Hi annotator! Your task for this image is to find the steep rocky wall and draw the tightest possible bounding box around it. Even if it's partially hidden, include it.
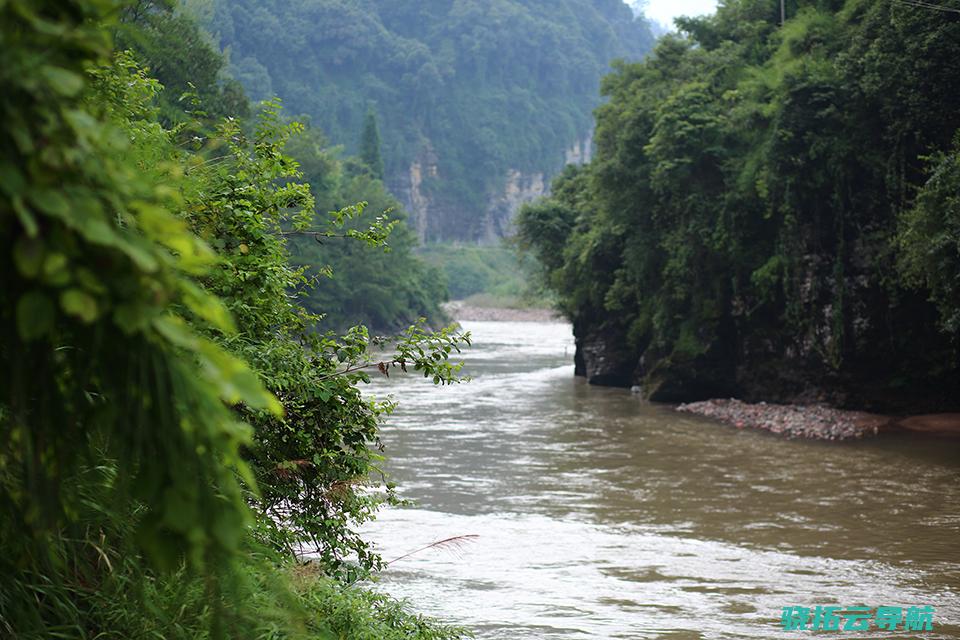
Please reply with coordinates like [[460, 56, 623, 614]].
[[565, 132, 593, 166], [391, 134, 593, 243], [482, 169, 546, 242], [572, 254, 960, 414]]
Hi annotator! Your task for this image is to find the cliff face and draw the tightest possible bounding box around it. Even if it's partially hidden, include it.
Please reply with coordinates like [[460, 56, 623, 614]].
[[393, 134, 592, 243], [564, 132, 593, 166], [393, 143, 439, 243], [572, 249, 960, 414], [483, 170, 546, 242]]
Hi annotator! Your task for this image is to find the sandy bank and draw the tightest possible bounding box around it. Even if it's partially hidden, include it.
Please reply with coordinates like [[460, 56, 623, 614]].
[[895, 413, 960, 437]]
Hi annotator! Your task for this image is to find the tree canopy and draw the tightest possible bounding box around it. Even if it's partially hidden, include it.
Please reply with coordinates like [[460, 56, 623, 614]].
[[519, 0, 960, 410]]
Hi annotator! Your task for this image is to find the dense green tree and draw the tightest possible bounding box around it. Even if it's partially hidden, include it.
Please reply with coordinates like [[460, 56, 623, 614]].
[[520, 0, 960, 410], [359, 108, 385, 181], [898, 137, 960, 335], [122, 1, 449, 331], [280, 121, 448, 332], [118, 0, 249, 123]]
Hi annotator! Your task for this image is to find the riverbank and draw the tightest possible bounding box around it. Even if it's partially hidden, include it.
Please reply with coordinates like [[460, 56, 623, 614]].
[[442, 300, 564, 323], [677, 398, 960, 441]]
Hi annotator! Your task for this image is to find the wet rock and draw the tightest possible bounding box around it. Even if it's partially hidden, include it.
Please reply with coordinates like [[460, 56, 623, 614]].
[[676, 398, 892, 441], [577, 321, 635, 387]]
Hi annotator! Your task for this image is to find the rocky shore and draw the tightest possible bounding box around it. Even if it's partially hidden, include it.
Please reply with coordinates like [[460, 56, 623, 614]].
[[676, 399, 960, 441], [676, 399, 892, 441]]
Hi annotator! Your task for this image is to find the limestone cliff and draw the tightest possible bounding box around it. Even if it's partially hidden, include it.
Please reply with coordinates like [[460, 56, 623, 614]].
[[392, 134, 593, 243], [483, 169, 546, 242], [564, 133, 593, 166]]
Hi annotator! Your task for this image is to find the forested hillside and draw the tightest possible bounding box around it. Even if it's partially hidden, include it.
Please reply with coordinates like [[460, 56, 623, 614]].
[[520, 0, 960, 412], [206, 0, 655, 241]]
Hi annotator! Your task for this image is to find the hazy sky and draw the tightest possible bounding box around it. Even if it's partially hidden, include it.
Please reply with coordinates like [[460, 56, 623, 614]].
[[639, 0, 719, 29]]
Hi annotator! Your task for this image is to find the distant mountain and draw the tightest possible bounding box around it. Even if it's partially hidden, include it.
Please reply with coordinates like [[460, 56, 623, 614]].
[[208, 0, 654, 241]]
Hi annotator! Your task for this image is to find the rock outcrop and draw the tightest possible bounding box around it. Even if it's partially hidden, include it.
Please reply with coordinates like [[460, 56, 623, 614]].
[[390, 134, 591, 243], [571, 261, 960, 414], [483, 169, 546, 242], [573, 319, 635, 387]]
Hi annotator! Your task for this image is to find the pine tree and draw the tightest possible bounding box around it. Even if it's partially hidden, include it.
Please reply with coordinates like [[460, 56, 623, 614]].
[[359, 107, 385, 180]]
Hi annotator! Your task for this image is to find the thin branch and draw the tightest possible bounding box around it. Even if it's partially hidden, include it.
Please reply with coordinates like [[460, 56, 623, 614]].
[[316, 360, 389, 381], [385, 535, 480, 566], [891, 0, 960, 14], [278, 230, 353, 238]]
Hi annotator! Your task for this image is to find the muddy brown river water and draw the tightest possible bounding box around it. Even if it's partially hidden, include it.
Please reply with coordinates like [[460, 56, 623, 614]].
[[362, 320, 960, 639]]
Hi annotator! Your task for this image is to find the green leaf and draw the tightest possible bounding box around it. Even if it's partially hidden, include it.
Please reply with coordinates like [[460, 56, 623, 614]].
[[181, 281, 236, 334], [42, 253, 71, 286], [12, 195, 37, 237], [13, 236, 45, 278], [210, 502, 246, 551], [60, 288, 99, 323], [0, 162, 25, 196], [112, 237, 160, 273], [29, 188, 70, 218], [16, 291, 55, 341], [41, 65, 85, 97], [63, 109, 98, 137], [75, 268, 107, 294], [196, 340, 283, 416], [153, 314, 199, 350], [75, 215, 118, 246]]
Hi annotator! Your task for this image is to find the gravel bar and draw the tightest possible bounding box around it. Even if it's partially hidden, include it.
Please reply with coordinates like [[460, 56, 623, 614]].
[[676, 398, 891, 441]]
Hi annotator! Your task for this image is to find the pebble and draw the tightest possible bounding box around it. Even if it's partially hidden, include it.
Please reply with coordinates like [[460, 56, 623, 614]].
[[676, 398, 887, 441]]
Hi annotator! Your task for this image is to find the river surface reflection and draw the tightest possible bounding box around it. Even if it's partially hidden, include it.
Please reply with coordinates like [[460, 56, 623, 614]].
[[362, 320, 960, 639]]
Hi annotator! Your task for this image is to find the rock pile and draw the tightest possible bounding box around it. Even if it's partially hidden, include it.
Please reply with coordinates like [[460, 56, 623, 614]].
[[676, 398, 891, 441]]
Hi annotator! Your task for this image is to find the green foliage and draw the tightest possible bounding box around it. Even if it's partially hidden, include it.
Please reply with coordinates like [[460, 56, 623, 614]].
[[117, 0, 250, 124], [123, 0, 450, 334], [418, 242, 551, 306], [291, 565, 471, 640], [0, 0, 276, 582], [1, 1, 470, 637], [283, 123, 449, 332], [205, 0, 655, 240], [173, 99, 469, 581], [1, 504, 469, 640], [520, 0, 960, 405], [359, 108, 385, 181], [898, 138, 960, 335]]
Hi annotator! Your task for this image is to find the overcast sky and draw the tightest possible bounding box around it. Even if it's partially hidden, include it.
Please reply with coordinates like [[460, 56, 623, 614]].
[[635, 0, 719, 29]]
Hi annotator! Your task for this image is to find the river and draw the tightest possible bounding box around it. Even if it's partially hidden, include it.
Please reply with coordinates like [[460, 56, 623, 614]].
[[363, 320, 960, 639]]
